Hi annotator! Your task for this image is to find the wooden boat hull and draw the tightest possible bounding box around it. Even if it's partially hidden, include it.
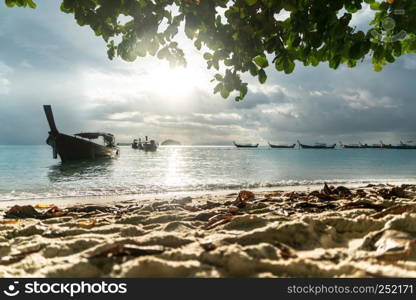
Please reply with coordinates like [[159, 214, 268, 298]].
[[233, 142, 259, 148], [43, 105, 119, 163], [47, 133, 119, 162], [361, 145, 383, 149], [269, 143, 296, 149], [342, 145, 362, 149], [143, 143, 157, 152], [383, 145, 416, 149], [299, 143, 336, 149]]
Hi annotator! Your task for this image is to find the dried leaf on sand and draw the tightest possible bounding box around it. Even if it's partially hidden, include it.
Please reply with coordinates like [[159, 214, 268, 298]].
[[372, 204, 416, 219], [233, 190, 255, 207], [275, 242, 297, 259], [5, 205, 42, 219], [338, 201, 384, 211], [78, 219, 97, 229], [204, 214, 233, 229], [35, 204, 56, 209], [43, 206, 67, 218], [0, 219, 20, 225]]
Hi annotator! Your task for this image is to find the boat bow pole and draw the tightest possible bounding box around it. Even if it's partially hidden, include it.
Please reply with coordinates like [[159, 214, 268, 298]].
[[43, 105, 59, 159]]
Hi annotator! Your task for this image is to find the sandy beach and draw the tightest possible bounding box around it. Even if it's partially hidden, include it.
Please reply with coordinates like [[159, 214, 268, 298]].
[[1, 183, 416, 278]]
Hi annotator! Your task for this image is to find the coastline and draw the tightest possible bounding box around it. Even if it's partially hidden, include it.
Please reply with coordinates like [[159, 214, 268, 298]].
[[2, 179, 416, 208], [1, 182, 416, 277]]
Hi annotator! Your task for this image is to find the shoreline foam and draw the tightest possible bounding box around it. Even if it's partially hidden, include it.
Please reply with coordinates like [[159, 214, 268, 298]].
[[2, 179, 416, 206]]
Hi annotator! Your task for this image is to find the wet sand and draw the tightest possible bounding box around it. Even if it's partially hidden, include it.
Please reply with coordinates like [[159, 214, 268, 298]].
[[1, 183, 416, 277]]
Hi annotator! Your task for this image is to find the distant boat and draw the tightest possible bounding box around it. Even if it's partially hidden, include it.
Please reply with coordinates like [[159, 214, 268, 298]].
[[43, 105, 119, 162], [233, 141, 259, 148], [358, 141, 383, 149], [132, 139, 140, 149], [297, 140, 336, 149], [339, 142, 362, 149], [142, 136, 158, 152], [383, 141, 416, 149], [268, 142, 296, 149], [132, 138, 143, 149]]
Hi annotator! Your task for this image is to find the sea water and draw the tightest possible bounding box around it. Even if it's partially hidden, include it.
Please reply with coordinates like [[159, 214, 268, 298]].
[[1, 145, 416, 201]]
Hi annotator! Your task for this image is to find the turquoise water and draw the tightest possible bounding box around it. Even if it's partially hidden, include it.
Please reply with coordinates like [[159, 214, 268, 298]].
[[1, 145, 416, 200]]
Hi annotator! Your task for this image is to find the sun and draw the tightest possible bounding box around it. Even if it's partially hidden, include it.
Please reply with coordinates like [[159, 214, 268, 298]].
[[142, 65, 201, 99], [82, 57, 212, 106]]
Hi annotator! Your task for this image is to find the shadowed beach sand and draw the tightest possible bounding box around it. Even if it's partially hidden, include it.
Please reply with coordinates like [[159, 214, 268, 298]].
[[1, 183, 416, 277]]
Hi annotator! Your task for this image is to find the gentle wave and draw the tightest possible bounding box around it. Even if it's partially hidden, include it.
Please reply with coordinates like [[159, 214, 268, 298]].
[[2, 178, 415, 201], [2, 145, 416, 202]]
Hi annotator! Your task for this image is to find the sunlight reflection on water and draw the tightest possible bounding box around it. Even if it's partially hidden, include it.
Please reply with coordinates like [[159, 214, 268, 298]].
[[1, 145, 416, 200]]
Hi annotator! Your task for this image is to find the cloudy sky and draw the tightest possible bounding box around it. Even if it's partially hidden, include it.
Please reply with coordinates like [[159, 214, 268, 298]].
[[0, 1, 415, 145]]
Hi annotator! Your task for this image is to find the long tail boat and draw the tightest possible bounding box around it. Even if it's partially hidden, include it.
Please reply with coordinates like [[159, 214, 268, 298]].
[[339, 142, 362, 149], [43, 105, 119, 162], [382, 141, 416, 149], [233, 141, 259, 148], [142, 136, 158, 152], [268, 142, 296, 149], [132, 139, 140, 149], [297, 140, 336, 149], [359, 142, 383, 149]]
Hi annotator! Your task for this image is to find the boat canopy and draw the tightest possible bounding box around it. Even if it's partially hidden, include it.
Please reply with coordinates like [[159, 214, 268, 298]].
[[75, 132, 115, 145]]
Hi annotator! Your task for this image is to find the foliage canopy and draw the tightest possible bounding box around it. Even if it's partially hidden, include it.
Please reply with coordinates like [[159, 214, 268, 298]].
[[5, 0, 416, 100]]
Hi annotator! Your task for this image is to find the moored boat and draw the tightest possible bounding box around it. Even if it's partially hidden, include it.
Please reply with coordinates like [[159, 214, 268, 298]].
[[268, 142, 296, 149], [383, 141, 416, 149], [359, 142, 383, 149], [233, 141, 259, 148], [132, 139, 143, 149], [142, 136, 158, 152], [339, 142, 362, 149], [43, 105, 119, 162], [297, 140, 336, 149], [132, 139, 139, 149]]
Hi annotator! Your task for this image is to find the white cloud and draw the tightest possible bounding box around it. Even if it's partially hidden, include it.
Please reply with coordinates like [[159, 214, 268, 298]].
[[402, 55, 416, 70], [0, 61, 12, 95], [0, 78, 10, 95], [261, 103, 296, 116], [340, 89, 398, 110], [19, 60, 33, 69], [0, 61, 13, 74], [309, 90, 330, 97], [248, 83, 288, 95]]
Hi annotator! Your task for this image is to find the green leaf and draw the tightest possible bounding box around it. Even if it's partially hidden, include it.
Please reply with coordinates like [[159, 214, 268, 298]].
[[385, 52, 395, 63], [349, 42, 362, 60], [370, 2, 380, 10], [374, 64, 383, 72], [282, 58, 295, 74], [253, 55, 269, 68], [5, 0, 15, 7], [203, 53, 213, 60], [220, 86, 230, 98], [27, 0, 36, 8], [258, 69, 267, 84], [246, 0, 257, 6], [214, 83, 223, 94]]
